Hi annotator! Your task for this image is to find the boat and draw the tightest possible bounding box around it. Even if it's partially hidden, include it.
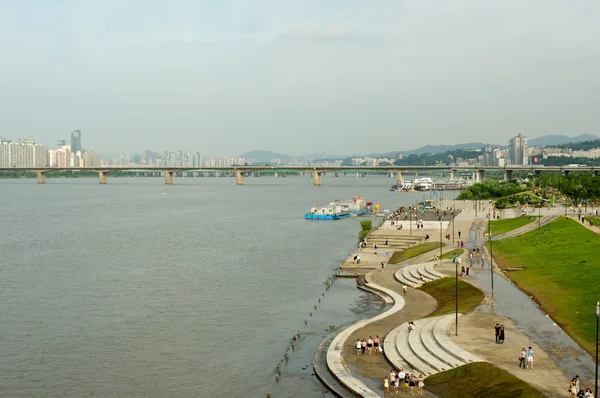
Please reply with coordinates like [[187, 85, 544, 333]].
[[390, 182, 414, 191], [305, 202, 350, 220], [413, 178, 433, 191], [338, 196, 370, 215], [432, 180, 468, 190]]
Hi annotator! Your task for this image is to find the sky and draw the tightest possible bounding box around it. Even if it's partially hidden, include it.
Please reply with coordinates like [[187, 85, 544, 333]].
[[1, 0, 600, 157]]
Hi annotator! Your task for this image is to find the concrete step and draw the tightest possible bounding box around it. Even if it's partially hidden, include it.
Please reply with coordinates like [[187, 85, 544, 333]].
[[424, 263, 447, 279], [395, 269, 419, 288], [420, 317, 464, 368], [432, 315, 483, 364], [409, 266, 425, 283], [402, 267, 421, 286], [408, 319, 451, 372], [415, 263, 436, 281], [396, 325, 437, 376], [383, 326, 415, 375]]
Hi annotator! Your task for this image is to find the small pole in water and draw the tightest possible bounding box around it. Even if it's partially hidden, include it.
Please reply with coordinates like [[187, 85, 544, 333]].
[[310, 312, 312, 317], [297, 330, 300, 338], [322, 293, 325, 297], [314, 305, 317, 310], [318, 298, 321, 303]]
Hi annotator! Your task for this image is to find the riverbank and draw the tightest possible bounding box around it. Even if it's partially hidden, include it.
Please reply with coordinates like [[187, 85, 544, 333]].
[[318, 199, 594, 397]]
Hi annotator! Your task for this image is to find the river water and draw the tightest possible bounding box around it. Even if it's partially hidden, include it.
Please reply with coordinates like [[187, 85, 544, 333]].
[[0, 175, 446, 397]]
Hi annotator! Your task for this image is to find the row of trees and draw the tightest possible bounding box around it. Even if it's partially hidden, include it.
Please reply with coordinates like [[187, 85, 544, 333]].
[[457, 181, 529, 200], [537, 173, 600, 202]]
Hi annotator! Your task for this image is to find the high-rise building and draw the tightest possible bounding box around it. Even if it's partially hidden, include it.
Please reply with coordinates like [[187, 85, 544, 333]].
[[509, 134, 529, 165], [71, 130, 81, 154], [0, 138, 48, 167]]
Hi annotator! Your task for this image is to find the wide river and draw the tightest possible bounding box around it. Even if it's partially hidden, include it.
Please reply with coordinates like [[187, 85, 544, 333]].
[[0, 175, 451, 397]]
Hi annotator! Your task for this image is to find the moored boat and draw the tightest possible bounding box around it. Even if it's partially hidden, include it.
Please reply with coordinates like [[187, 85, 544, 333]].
[[304, 203, 350, 220]]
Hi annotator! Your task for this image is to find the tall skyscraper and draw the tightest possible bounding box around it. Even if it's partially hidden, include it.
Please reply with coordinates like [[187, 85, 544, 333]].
[[71, 130, 81, 154], [509, 134, 529, 165]]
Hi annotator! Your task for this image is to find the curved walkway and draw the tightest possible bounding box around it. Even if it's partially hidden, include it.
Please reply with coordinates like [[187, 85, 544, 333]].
[[325, 271, 406, 397]]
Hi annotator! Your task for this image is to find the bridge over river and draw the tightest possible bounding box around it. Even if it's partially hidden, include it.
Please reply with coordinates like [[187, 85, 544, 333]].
[[1, 165, 598, 185]]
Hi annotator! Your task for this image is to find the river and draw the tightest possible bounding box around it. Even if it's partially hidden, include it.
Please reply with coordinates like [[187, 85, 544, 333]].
[[0, 175, 451, 397]]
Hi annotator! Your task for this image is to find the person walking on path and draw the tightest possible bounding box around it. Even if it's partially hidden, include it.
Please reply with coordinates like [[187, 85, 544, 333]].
[[381, 261, 385, 271], [383, 376, 390, 397], [458, 230, 461, 239], [403, 284, 408, 294], [355, 339, 362, 355], [499, 325, 505, 343], [495, 323, 500, 344], [519, 348, 527, 368], [526, 346, 535, 369]]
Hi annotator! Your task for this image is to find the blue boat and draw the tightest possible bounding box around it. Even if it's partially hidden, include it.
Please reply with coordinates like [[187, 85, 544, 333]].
[[304, 213, 350, 220], [305, 202, 350, 220]]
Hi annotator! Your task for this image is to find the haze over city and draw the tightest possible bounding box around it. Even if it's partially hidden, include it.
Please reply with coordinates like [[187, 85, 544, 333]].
[[2, 1, 600, 156]]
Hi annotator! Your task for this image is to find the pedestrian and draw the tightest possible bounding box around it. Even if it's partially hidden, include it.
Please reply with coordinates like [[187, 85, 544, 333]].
[[494, 323, 500, 344], [458, 230, 461, 239], [452, 253, 457, 263], [466, 266, 470, 277], [356, 255, 361, 264], [374, 335, 380, 355], [385, 238, 389, 245], [403, 284, 408, 295], [519, 347, 526, 368], [367, 336, 373, 356], [361, 339, 366, 355], [526, 346, 535, 369], [383, 376, 390, 397], [381, 261, 385, 271], [461, 241, 464, 249], [417, 374, 425, 395], [499, 325, 505, 343], [570, 378, 577, 397], [584, 387, 593, 397], [356, 339, 362, 355]]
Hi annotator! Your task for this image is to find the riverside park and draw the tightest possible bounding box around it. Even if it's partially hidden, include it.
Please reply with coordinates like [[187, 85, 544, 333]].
[[314, 176, 600, 398]]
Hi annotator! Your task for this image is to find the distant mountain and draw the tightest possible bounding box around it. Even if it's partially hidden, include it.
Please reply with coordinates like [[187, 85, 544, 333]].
[[404, 143, 487, 155], [529, 134, 598, 147], [239, 150, 292, 163]]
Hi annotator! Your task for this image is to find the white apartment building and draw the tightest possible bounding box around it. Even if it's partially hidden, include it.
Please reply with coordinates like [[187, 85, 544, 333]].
[[0, 139, 48, 167]]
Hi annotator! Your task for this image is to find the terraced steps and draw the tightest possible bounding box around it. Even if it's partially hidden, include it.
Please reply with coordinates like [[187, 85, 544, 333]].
[[394, 263, 448, 288], [384, 314, 485, 378]]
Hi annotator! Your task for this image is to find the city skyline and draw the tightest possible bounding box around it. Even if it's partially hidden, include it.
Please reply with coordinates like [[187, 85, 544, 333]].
[[1, 1, 600, 156]]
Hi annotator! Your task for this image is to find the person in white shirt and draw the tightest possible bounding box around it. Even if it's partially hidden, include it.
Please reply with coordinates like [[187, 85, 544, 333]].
[[526, 347, 535, 369]]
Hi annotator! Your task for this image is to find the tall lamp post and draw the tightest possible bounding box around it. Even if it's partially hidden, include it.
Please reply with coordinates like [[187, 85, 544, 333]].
[[410, 205, 412, 236], [488, 219, 494, 296], [440, 217, 443, 263], [595, 301, 599, 398], [455, 234, 458, 336]]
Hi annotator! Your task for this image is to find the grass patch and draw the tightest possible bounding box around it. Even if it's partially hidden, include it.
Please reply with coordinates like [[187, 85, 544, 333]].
[[425, 362, 544, 398], [489, 216, 537, 236], [584, 216, 600, 226], [418, 277, 484, 318], [428, 249, 464, 262], [389, 242, 444, 264], [489, 217, 600, 355]]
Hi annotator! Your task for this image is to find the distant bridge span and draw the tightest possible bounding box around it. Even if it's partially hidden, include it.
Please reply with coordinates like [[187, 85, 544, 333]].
[[1, 165, 598, 185]]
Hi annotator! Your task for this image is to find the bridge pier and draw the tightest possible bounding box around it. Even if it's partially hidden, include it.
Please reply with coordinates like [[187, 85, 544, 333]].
[[236, 171, 245, 185], [313, 172, 322, 186], [165, 171, 174, 184], [476, 170, 485, 182], [36, 171, 46, 184], [98, 171, 108, 184], [562, 169, 570, 177], [504, 169, 513, 182], [450, 170, 456, 182], [594, 170, 599, 176], [396, 171, 404, 185]]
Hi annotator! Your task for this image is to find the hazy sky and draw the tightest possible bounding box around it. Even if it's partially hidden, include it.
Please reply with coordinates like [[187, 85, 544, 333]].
[[1, 1, 600, 157]]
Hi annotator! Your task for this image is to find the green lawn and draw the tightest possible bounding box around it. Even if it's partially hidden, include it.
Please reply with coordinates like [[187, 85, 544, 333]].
[[418, 277, 484, 318], [427, 248, 464, 262], [425, 363, 544, 398], [389, 242, 444, 264], [489, 217, 600, 355], [584, 216, 600, 226], [489, 216, 537, 236]]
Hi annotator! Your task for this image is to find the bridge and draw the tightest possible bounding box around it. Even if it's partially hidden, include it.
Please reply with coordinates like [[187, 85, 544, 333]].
[[1, 165, 598, 185]]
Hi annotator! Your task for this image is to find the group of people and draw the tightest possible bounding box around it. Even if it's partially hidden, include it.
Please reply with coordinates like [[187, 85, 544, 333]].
[[517, 346, 534, 368], [569, 375, 594, 397], [383, 369, 425, 396], [355, 336, 382, 356]]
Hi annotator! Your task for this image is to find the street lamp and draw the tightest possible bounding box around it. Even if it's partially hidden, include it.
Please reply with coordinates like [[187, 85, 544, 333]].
[[455, 236, 458, 336], [489, 220, 494, 296], [440, 217, 443, 263], [538, 205, 541, 229], [595, 301, 599, 398]]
